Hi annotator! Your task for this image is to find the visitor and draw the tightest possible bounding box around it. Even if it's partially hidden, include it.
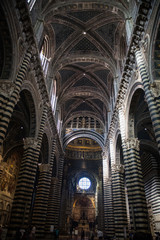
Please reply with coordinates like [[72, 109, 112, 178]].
[[156, 232, 160, 240], [90, 230, 94, 240], [21, 229, 29, 240], [81, 228, 85, 240], [14, 228, 22, 240], [70, 227, 73, 239], [31, 226, 36, 240], [97, 230, 103, 240], [0, 226, 2, 240], [74, 227, 78, 240], [55, 228, 59, 240]]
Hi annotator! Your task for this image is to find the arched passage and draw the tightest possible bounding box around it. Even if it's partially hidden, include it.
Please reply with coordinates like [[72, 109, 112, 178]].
[[128, 88, 160, 235], [60, 137, 103, 235], [0, 89, 36, 227]]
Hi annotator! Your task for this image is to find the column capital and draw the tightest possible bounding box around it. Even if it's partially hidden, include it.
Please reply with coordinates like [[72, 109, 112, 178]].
[[124, 138, 140, 151], [59, 154, 64, 160], [106, 177, 112, 184], [43, 101, 50, 109], [51, 134, 57, 142], [0, 161, 7, 171], [51, 177, 59, 184], [112, 164, 124, 173], [102, 150, 109, 159], [39, 163, 50, 172], [0, 82, 16, 98], [150, 81, 160, 98], [23, 137, 38, 149]]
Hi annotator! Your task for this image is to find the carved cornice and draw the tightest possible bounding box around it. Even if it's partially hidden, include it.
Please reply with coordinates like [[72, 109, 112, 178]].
[[124, 138, 140, 151]]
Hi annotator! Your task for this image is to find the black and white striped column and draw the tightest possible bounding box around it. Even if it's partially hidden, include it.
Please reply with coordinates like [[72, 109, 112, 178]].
[[32, 137, 57, 238], [45, 155, 64, 231], [142, 152, 160, 233], [32, 164, 51, 238], [111, 164, 128, 239], [102, 151, 114, 238], [110, 138, 128, 239], [124, 138, 149, 232], [45, 176, 59, 233], [0, 50, 32, 151], [98, 176, 104, 231]]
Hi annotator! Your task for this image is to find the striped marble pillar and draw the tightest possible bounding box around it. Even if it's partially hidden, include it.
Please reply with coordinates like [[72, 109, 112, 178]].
[[45, 176, 59, 234], [32, 164, 51, 238], [32, 137, 57, 238], [142, 152, 160, 233], [7, 105, 49, 238], [98, 176, 104, 230], [124, 138, 149, 233], [7, 137, 39, 237], [45, 155, 64, 232], [59, 163, 69, 230], [104, 178, 114, 238], [111, 164, 128, 239], [54, 155, 64, 228], [102, 151, 114, 237], [0, 50, 32, 151], [135, 48, 160, 154]]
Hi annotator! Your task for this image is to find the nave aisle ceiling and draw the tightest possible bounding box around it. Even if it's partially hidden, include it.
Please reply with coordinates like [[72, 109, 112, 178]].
[[41, 0, 130, 138]]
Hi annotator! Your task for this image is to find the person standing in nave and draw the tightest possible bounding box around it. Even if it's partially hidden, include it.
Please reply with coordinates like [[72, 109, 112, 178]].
[[81, 228, 84, 240]]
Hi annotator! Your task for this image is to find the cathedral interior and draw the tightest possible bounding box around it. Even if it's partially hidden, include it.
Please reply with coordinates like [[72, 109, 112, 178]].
[[0, 0, 160, 239]]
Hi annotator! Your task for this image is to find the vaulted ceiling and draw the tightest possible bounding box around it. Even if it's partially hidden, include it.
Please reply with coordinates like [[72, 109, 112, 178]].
[[41, 1, 130, 141]]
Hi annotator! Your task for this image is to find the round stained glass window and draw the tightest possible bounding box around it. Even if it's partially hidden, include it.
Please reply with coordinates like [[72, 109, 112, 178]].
[[79, 177, 91, 190]]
